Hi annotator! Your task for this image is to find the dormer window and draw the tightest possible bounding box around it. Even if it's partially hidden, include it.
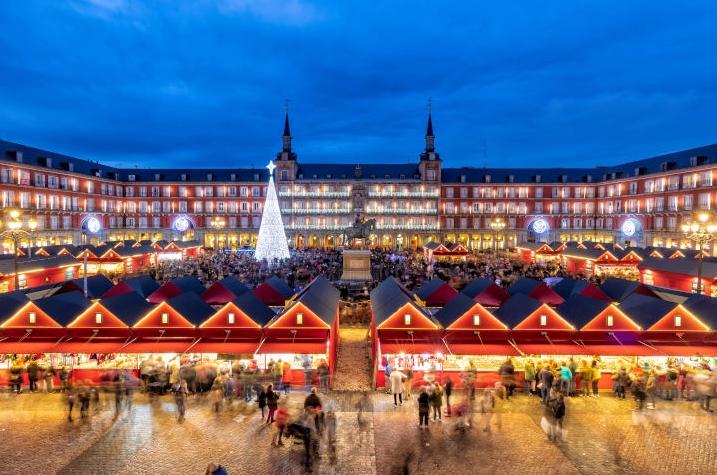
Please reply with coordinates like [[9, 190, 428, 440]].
[[28, 312, 36, 324], [404, 314, 411, 326], [227, 312, 235, 325], [161, 312, 169, 324], [539, 315, 547, 326], [606, 315, 614, 327], [473, 315, 480, 326], [296, 313, 303, 325], [95, 313, 103, 324], [674, 315, 682, 327]]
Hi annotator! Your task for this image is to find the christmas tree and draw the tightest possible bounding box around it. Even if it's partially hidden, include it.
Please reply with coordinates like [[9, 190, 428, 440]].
[[254, 160, 291, 263]]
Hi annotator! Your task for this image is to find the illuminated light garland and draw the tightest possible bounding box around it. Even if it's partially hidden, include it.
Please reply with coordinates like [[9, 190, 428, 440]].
[[254, 161, 290, 263]]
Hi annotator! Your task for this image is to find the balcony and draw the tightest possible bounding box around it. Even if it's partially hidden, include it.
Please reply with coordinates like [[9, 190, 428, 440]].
[[376, 223, 440, 230], [281, 208, 352, 214], [285, 224, 347, 230], [279, 191, 350, 198], [368, 191, 439, 198], [365, 208, 438, 215]]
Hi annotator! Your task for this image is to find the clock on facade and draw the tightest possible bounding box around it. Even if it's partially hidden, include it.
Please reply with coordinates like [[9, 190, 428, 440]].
[[531, 218, 549, 234]]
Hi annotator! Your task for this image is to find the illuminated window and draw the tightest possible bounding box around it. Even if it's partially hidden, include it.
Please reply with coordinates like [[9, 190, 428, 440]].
[[161, 312, 169, 324], [473, 315, 480, 326], [404, 314, 411, 326], [539, 315, 547, 326], [28, 312, 36, 324], [227, 313, 235, 325], [606, 315, 614, 327], [674, 316, 682, 327], [297, 313, 303, 325], [95, 313, 103, 324]]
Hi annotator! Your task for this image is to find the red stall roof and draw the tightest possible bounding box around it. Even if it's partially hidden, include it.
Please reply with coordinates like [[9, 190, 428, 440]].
[[253, 282, 287, 307], [147, 282, 183, 304], [120, 341, 194, 353], [528, 283, 565, 306], [516, 343, 588, 355], [0, 342, 58, 353], [583, 344, 662, 357], [448, 343, 519, 356], [652, 345, 717, 357], [475, 283, 510, 307]]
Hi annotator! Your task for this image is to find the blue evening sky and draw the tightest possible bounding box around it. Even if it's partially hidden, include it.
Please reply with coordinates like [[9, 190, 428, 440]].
[[1, 1, 716, 169]]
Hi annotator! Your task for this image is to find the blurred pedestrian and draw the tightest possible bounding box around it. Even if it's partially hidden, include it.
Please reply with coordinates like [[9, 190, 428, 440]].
[[175, 380, 188, 423], [418, 387, 430, 428], [390, 367, 406, 406], [430, 382, 443, 421], [205, 462, 228, 475], [271, 403, 289, 447], [523, 359, 536, 396], [265, 384, 279, 425], [444, 377, 453, 416], [591, 360, 601, 398]]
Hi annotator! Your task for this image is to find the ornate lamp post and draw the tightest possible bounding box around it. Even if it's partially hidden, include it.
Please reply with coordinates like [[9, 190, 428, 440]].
[[681, 212, 717, 294], [0, 210, 38, 290], [210, 216, 227, 251], [490, 217, 506, 253]]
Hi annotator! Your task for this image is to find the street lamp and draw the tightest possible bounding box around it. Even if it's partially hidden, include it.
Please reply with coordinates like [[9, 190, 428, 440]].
[[210, 217, 227, 251], [681, 212, 717, 294], [0, 210, 38, 291], [490, 218, 506, 253]]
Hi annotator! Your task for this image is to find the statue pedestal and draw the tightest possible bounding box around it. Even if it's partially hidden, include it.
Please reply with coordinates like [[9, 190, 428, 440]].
[[341, 250, 371, 281]]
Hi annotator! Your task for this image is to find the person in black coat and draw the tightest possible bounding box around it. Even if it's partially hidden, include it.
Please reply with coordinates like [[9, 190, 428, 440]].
[[444, 378, 453, 416], [418, 387, 430, 428]]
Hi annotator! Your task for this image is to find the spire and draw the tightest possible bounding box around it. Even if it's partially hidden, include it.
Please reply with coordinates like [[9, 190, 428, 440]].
[[282, 99, 292, 153], [425, 98, 435, 153]]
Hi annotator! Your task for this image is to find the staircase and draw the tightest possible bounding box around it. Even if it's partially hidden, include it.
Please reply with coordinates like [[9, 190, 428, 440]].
[[332, 326, 373, 391]]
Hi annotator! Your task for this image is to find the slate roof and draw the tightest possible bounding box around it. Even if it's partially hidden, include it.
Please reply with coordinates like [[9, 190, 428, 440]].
[[172, 275, 205, 294], [507, 278, 541, 296], [370, 278, 425, 326], [552, 278, 589, 300], [166, 292, 216, 326], [600, 277, 658, 302], [265, 276, 294, 299], [460, 277, 494, 299], [475, 283, 511, 307], [617, 294, 677, 330], [122, 275, 161, 298], [0, 291, 30, 323], [60, 274, 114, 299], [293, 275, 340, 325], [7, 138, 717, 184], [681, 294, 717, 330], [555, 294, 611, 329], [415, 277, 450, 300], [232, 292, 276, 327], [434, 293, 477, 328], [493, 293, 543, 329], [35, 291, 92, 326], [100, 291, 156, 327]]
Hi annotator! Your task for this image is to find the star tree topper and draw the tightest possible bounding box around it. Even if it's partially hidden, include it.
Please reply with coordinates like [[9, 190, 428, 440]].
[[267, 160, 276, 176]]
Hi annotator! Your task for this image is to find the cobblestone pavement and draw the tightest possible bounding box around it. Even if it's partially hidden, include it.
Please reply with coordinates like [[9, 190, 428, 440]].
[[1, 391, 716, 474]]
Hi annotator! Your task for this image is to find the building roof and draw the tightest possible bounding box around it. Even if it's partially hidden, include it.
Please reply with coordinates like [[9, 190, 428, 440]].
[[475, 283, 510, 307], [555, 294, 611, 329], [232, 292, 276, 327], [370, 277, 424, 326], [58, 274, 114, 299], [166, 292, 216, 326], [639, 256, 717, 279], [493, 293, 543, 329], [434, 293, 476, 327], [265, 276, 294, 299], [35, 291, 92, 327], [528, 282, 565, 306], [293, 275, 340, 325], [600, 277, 658, 302], [100, 291, 156, 327], [507, 278, 541, 296], [0, 254, 79, 276], [296, 163, 421, 181], [0, 291, 30, 323], [202, 276, 251, 305], [122, 275, 161, 298], [460, 277, 494, 299], [617, 293, 677, 330], [172, 275, 205, 294], [681, 294, 717, 330]]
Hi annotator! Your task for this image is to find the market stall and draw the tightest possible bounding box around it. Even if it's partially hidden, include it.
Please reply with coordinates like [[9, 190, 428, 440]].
[[201, 276, 251, 305], [414, 277, 458, 307], [147, 275, 205, 304], [252, 276, 294, 306]]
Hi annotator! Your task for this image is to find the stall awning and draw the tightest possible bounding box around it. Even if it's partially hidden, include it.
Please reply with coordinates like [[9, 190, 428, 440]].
[[190, 342, 259, 354], [258, 342, 327, 354], [516, 343, 588, 355], [652, 345, 717, 357], [120, 341, 194, 353], [0, 342, 59, 353], [583, 344, 662, 357], [447, 343, 519, 356], [380, 342, 447, 355]]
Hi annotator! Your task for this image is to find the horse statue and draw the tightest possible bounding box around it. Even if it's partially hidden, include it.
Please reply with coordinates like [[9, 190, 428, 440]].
[[343, 216, 376, 247]]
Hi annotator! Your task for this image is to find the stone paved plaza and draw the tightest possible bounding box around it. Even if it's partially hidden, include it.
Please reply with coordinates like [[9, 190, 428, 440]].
[[1, 390, 716, 475]]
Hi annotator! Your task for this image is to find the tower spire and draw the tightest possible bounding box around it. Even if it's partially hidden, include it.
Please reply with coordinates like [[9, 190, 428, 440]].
[[282, 99, 292, 152], [425, 98, 435, 152]]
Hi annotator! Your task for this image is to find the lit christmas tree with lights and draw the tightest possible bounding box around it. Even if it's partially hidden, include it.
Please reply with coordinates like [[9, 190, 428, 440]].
[[254, 160, 291, 263]]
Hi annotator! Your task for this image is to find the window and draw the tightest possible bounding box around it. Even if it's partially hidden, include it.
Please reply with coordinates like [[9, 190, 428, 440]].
[[674, 315, 682, 327], [539, 315, 547, 326], [95, 313, 103, 324], [227, 313, 235, 325], [296, 313, 303, 325], [606, 315, 614, 327], [29, 312, 36, 324], [404, 313, 411, 326], [161, 312, 169, 324], [473, 315, 480, 326]]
